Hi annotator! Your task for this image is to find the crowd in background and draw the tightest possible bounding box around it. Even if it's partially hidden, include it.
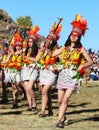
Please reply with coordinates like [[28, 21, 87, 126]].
[[88, 48, 99, 81]]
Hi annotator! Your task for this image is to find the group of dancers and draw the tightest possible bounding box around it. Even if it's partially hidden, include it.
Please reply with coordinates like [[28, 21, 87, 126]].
[[0, 14, 92, 128]]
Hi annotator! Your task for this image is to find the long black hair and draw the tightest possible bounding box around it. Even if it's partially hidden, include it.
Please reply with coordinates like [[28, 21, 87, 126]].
[[64, 35, 82, 48], [13, 45, 22, 52], [25, 41, 38, 57], [49, 40, 57, 51]]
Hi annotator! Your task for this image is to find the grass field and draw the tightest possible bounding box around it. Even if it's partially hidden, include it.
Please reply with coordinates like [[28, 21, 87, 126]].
[[0, 81, 99, 130]]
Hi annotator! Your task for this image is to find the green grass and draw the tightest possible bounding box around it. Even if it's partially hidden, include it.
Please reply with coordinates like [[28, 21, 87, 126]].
[[0, 81, 99, 130]]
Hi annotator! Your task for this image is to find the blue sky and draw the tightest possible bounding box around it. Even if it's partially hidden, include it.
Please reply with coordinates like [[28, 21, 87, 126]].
[[0, 0, 99, 51]]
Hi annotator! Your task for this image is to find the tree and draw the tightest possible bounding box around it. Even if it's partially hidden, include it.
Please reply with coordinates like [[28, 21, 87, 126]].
[[16, 16, 32, 28], [16, 16, 33, 38]]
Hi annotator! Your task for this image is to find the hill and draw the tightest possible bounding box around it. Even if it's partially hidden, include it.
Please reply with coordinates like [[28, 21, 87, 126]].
[[0, 9, 45, 45], [0, 9, 16, 40]]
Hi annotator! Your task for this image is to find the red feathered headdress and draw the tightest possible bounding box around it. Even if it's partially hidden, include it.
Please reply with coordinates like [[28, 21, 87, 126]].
[[11, 32, 23, 47], [49, 19, 62, 41], [28, 25, 40, 41], [71, 14, 88, 36]]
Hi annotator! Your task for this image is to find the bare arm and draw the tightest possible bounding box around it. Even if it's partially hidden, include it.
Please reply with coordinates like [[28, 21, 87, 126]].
[[78, 47, 93, 71], [35, 49, 45, 62], [15, 48, 26, 55], [47, 46, 65, 57], [23, 56, 36, 62], [1, 53, 12, 64]]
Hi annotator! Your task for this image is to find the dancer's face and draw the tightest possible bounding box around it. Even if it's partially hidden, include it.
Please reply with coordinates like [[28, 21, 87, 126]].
[[28, 38, 33, 47], [15, 45, 22, 51], [70, 32, 79, 43], [45, 35, 53, 48]]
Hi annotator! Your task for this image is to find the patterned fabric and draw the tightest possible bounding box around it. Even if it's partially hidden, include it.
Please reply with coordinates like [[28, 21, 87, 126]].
[[7, 55, 22, 71], [38, 54, 57, 69], [56, 47, 84, 90], [57, 69, 78, 90], [60, 47, 84, 68]]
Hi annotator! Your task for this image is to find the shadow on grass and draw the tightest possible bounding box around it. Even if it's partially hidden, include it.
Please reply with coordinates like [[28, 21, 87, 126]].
[[0, 110, 23, 115], [68, 102, 90, 108], [66, 108, 99, 115], [66, 116, 99, 126], [86, 85, 99, 88]]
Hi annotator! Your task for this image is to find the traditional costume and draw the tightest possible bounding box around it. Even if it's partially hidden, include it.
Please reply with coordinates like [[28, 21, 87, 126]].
[[6, 32, 23, 83], [39, 19, 62, 86], [56, 14, 88, 91], [21, 25, 40, 82]]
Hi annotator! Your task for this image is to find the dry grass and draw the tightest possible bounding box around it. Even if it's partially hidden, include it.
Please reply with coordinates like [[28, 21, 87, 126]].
[[0, 81, 99, 130]]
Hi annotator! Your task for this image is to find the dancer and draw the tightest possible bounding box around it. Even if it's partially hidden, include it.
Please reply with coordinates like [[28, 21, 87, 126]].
[[21, 26, 40, 111], [0, 44, 14, 103], [47, 14, 93, 128], [38, 19, 62, 117], [7, 31, 23, 108]]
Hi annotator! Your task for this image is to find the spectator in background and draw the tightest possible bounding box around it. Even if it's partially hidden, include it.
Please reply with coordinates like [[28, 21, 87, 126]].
[[88, 48, 92, 54], [90, 67, 99, 81], [3, 42, 9, 54], [88, 48, 99, 81]]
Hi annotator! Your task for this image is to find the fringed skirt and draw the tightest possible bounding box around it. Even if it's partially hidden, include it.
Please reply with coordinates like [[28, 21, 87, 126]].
[[39, 68, 57, 86], [3, 69, 21, 83], [21, 63, 38, 81]]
